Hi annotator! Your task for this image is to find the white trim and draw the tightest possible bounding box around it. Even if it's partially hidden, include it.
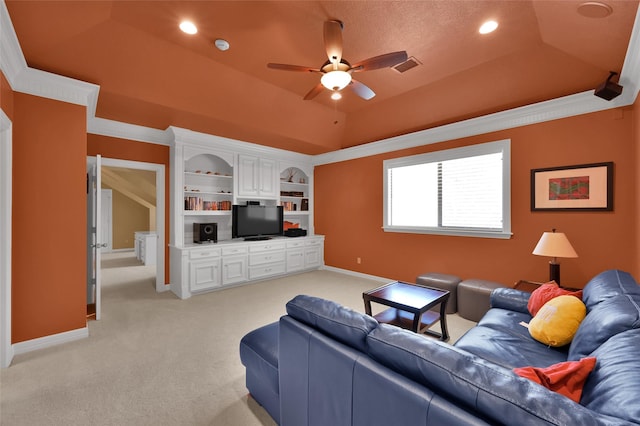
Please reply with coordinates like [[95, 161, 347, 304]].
[[167, 126, 312, 163], [312, 88, 635, 166], [312, 6, 640, 166], [0, 0, 27, 88], [88, 117, 171, 146], [2, 0, 640, 167], [99, 158, 167, 292], [12, 327, 88, 356], [0, 109, 12, 368], [382, 139, 511, 239], [321, 265, 393, 284]]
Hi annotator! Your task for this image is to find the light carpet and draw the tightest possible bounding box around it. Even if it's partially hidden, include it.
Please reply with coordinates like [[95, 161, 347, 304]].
[[1, 251, 476, 425]]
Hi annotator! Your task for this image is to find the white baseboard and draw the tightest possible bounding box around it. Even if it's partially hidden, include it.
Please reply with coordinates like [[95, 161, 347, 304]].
[[321, 265, 393, 283], [12, 327, 89, 357]]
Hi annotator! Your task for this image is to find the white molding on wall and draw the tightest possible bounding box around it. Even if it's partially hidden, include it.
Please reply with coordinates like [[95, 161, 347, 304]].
[[12, 327, 89, 356], [0, 109, 12, 368], [2, 0, 640, 167], [167, 126, 313, 163], [313, 7, 640, 166], [88, 117, 172, 146], [321, 265, 393, 284]]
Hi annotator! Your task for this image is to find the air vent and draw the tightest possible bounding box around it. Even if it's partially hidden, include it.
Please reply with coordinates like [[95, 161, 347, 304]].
[[392, 56, 422, 73]]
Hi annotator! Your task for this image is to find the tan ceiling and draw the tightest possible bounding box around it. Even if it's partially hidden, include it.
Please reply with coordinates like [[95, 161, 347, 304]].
[[5, 1, 638, 155]]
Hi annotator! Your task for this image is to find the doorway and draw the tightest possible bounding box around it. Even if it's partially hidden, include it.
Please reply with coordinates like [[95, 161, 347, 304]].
[[86, 157, 166, 321]]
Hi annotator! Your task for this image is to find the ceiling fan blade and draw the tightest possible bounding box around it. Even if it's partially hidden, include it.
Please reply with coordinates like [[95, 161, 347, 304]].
[[303, 83, 325, 100], [349, 79, 375, 100], [267, 63, 320, 73], [323, 20, 343, 66], [351, 51, 408, 72]]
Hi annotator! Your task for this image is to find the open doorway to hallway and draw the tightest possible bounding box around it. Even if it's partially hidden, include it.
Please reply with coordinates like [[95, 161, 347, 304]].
[[86, 157, 166, 322]]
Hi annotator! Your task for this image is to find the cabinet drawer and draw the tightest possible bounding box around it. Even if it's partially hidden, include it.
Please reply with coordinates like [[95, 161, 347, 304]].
[[249, 262, 286, 280], [286, 240, 305, 249], [305, 238, 323, 247], [249, 241, 286, 253], [189, 248, 221, 260], [222, 246, 248, 256], [249, 251, 286, 266]]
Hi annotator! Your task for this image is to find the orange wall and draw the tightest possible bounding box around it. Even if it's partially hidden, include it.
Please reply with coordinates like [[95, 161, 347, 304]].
[[87, 134, 170, 283], [315, 107, 637, 287], [12, 93, 87, 343]]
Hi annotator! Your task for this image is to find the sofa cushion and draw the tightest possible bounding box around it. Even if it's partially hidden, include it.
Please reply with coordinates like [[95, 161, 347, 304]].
[[527, 282, 583, 316], [568, 293, 640, 360], [490, 287, 531, 314], [529, 295, 586, 347], [513, 357, 596, 403], [455, 308, 568, 369], [581, 269, 640, 309], [285, 294, 378, 353], [580, 329, 640, 424], [367, 324, 602, 426]]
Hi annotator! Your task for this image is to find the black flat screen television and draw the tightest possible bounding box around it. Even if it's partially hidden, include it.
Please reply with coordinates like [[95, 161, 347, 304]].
[[232, 205, 284, 240]]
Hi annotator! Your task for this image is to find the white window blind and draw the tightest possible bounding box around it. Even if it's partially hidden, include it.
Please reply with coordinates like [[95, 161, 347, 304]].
[[383, 140, 511, 239]]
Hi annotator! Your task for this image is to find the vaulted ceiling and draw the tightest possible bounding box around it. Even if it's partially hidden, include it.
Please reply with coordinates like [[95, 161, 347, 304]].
[[5, 1, 638, 155]]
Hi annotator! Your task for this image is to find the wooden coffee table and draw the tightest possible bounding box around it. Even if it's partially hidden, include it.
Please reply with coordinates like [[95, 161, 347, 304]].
[[363, 281, 450, 341]]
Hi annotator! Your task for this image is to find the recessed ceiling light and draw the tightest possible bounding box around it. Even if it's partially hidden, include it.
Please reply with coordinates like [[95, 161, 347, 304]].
[[179, 21, 197, 35], [214, 39, 230, 51], [479, 20, 498, 34], [577, 2, 613, 18]]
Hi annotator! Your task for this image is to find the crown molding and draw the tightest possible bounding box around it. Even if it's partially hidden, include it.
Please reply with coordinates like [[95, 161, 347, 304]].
[[312, 88, 633, 166], [167, 126, 312, 163], [0, 0, 25, 88], [313, 6, 640, 166], [2, 0, 639, 167], [88, 117, 172, 146]]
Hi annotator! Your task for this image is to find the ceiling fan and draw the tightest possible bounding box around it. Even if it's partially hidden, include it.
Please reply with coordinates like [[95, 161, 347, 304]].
[[267, 20, 408, 101]]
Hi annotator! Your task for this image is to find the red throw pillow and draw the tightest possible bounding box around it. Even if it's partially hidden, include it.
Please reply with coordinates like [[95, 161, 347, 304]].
[[513, 357, 596, 403], [527, 282, 583, 316]]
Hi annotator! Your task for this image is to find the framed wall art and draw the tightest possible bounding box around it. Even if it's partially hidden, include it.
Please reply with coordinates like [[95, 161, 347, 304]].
[[530, 162, 613, 211]]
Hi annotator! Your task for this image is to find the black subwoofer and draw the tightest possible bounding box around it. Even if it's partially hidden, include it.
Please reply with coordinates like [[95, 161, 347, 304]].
[[193, 223, 217, 243]]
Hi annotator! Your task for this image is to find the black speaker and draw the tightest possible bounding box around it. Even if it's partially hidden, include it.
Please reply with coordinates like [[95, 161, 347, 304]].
[[594, 71, 623, 101], [193, 223, 217, 244]]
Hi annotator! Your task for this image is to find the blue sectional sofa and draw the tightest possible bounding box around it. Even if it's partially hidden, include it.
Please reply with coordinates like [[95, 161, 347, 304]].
[[239, 270, 640, 425]]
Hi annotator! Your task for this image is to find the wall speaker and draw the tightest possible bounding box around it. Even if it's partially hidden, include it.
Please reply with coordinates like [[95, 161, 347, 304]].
[[594, 71, 623, 101], [193, 223, 217, 244]]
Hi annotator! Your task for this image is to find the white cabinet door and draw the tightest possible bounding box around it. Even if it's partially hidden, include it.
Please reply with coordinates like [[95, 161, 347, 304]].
[[237, 155, 259, 197], [222, 255, 248, 285], [286, 249, 305, 272], [258, 158, 278, 197], [237, 155, 278, 198], [189, 258, 222, 292]]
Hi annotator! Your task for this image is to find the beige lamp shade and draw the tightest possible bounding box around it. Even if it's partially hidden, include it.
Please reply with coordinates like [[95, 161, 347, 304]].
[[532, 230, 578, 259]]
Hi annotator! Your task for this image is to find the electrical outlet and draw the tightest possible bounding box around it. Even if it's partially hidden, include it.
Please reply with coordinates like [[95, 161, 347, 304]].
[[357, 257, 361, 264]]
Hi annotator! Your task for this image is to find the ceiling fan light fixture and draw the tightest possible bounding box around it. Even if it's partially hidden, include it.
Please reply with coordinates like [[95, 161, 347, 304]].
[[321, 70, 352, 91], [330, 91, 342, 100]]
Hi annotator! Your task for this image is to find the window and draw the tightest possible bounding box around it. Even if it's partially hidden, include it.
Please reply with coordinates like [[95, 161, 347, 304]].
[[383, 139, 511, 239]]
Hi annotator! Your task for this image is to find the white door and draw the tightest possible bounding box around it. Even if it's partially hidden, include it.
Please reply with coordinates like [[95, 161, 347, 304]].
[[101, 189, 113, 252], [86, 155, 103, 320]]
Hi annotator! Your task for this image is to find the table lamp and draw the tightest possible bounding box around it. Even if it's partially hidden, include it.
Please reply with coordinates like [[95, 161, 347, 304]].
[[532, 229, 578, 285]]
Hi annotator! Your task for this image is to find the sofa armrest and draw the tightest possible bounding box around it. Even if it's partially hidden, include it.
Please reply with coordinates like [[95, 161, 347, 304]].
[[490, 287, 531, 314]]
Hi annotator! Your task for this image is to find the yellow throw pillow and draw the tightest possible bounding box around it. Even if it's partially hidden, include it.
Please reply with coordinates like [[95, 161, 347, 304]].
[[529, 295, 586, 347]]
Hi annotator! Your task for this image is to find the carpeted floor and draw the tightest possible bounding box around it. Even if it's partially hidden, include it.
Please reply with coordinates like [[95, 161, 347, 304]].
[[0, 251, 476, 425]]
